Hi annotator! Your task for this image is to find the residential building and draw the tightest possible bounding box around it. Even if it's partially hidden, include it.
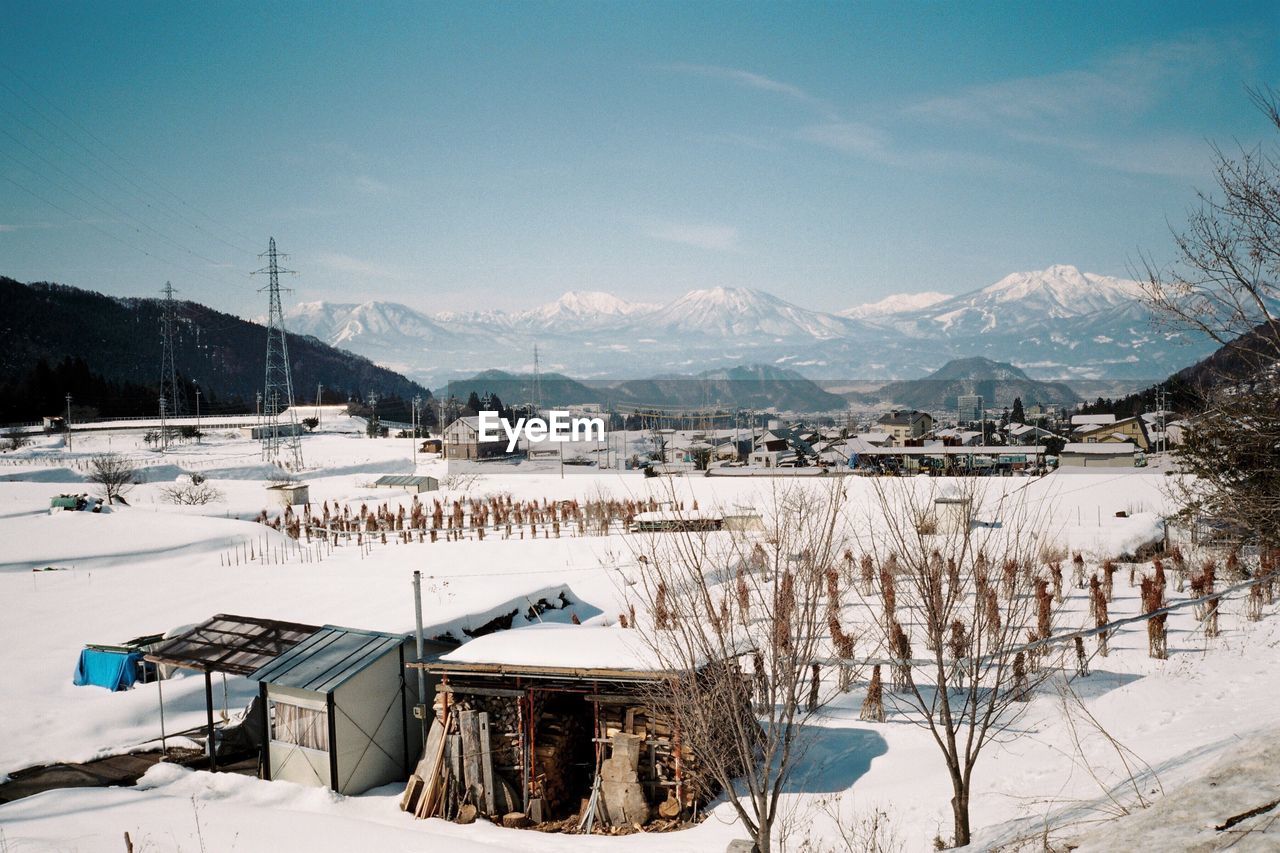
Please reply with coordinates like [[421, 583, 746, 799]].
[[443, 416, 507, 460], [877, 410, 934, 446]]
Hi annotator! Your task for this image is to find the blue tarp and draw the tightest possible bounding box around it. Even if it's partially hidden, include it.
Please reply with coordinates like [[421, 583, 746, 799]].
[[73, 648, 142, 691]]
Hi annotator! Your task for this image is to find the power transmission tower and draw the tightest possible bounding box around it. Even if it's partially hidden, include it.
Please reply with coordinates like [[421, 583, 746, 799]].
[[159, 281, 185, 418], [252, 237, 303, 469]]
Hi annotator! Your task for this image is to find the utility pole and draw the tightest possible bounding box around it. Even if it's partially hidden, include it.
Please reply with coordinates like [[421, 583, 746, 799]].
[[252, 237, 303, 469], [316, 383, 323, 423], [65, 393, 72, 453], [412, 394, 422, 469], [159, 395, 168, 451], [532, 343, 542, 417], [194, 382, 201, 442]]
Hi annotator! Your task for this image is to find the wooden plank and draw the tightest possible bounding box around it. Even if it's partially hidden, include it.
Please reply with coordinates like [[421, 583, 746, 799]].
[[404, 715, 447, 818], [399, 775, 423, 812], [478, 712, 496, 816], [439, 684, 528, 699], [459, 710, 484, 811]]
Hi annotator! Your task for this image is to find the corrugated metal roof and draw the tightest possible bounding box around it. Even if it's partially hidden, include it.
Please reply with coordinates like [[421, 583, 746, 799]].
[[373, 474, 438, 488], [249, 625, 409, 694]]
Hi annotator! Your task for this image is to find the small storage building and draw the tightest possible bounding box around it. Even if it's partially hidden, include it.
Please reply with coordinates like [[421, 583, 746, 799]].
[[1059, 442, 1138, 468], [250, 625, 451, 795], [372, 474, 439, 493], [267, 482, 310, 506]]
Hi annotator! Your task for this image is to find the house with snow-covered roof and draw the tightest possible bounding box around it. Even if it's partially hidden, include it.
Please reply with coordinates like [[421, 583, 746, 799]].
[[877, 410, 933, 445]]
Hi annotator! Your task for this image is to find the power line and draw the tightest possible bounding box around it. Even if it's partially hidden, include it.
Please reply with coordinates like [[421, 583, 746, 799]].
[[2, 171, 248, 291], [0, 128, 250, 279], [0, 65, 262, 255]]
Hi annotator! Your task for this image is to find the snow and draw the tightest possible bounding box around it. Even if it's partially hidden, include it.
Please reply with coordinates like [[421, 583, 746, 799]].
[[439, 624, 664, 672], [2, 426, 1278, 851], [840, 291, 951, 319]]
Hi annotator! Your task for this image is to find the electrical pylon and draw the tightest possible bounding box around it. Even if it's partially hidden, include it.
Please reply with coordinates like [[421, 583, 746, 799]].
[[252, 237, 304, 469], [159, 282, 185, 418]]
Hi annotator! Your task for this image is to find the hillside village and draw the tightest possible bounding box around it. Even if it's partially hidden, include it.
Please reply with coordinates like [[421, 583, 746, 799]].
[[3, 5, 1279, 853]]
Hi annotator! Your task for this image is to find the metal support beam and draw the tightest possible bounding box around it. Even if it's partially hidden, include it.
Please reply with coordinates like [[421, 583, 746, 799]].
[[204, 669, 217, 771]]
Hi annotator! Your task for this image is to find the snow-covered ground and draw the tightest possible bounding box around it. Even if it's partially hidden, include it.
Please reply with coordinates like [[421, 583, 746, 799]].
[[0, 427, 1275, 852]]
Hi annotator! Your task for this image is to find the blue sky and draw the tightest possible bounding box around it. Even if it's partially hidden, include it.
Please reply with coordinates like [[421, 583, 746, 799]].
[[1, 1, 1276, 316]]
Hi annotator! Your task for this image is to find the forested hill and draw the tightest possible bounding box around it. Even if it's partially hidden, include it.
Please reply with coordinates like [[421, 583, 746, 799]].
[[0, 277, 431, 422]]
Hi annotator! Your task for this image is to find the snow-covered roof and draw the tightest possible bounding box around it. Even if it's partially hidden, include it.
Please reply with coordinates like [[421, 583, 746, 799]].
[[436, 624, 676, 674], [1071, 414, 1116, 426], [1061, 442, 1137, 455]]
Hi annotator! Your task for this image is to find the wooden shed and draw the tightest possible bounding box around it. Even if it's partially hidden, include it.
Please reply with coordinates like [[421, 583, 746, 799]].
[[402, 624, 738, 829], [249, 625, 452, 796]]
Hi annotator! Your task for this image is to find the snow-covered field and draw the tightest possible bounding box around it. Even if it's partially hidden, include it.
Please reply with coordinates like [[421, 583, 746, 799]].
[[1, 426, 1276, 852]]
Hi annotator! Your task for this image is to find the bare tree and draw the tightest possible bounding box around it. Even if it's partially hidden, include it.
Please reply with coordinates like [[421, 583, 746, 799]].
[[1139, 87, 1280, 546], [161, 480, 225, 505], [2, 427, 30, 452], [851, 479, 1058, 847], [88, 452, 136, 504], [626, 480, 857, 853]]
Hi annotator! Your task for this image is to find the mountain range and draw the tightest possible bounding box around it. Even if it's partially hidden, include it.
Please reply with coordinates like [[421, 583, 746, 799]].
[[443, 363, 847, 413], [283, 265, 1216, 387]]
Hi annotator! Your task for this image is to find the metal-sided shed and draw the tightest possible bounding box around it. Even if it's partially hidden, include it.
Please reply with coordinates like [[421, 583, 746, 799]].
[[372, 474, 439, 493], [250, 625, 450, 795]]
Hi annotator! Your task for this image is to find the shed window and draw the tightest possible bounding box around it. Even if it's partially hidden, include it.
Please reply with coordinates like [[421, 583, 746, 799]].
[[271, 700, 329, 751]]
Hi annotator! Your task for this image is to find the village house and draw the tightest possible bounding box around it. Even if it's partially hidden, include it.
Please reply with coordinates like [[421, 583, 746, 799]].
[[1076, 415, 1152, 451], [444, 416, 508, 460], [876, 410, 934, 446], [749, 427, 817, 466], [1005, 422, 1060, 445]]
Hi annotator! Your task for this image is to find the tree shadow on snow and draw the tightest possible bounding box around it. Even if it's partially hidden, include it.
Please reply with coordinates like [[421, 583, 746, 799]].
[[785, 723, 888, 794]]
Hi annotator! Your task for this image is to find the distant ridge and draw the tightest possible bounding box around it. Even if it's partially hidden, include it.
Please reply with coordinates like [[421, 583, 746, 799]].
[[284, 265, 1216, 384], [0, 277, 430, 421]]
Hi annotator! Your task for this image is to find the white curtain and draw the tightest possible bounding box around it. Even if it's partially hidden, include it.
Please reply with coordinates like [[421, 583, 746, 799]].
[[272, 700, 329, 751]]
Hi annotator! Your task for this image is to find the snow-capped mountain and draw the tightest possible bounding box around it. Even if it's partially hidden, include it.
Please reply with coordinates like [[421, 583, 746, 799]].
[[642, 287, 862, 340], [882, 265, 1144, 337], [282, 267, 1216, 386], [840, 291, 950, 319], [516, 290, 657, 332], [287, 300, 458, 346]]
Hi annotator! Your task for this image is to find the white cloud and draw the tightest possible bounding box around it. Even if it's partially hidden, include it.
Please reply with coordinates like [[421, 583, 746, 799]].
[[794, 121, 891, 158], [347, 174, 394, 197], [644, 220, 740, 252], [313, 251, 403, 279], [662, 63, 836, 117], [906, 38, 1223, 126]]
